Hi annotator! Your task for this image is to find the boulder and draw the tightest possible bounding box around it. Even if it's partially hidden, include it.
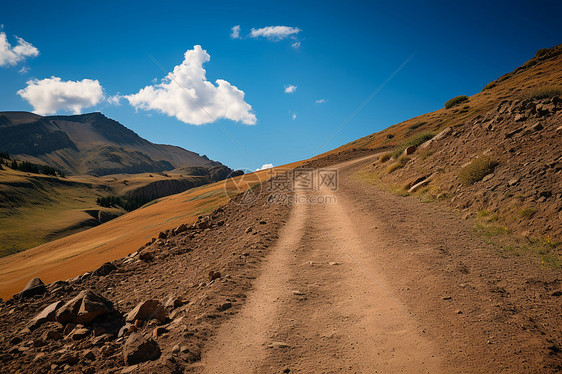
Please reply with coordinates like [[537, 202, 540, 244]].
[[126, 300, 166, 324], [14, 277, 46, 299], [56, 290, 112, 324], [28, 301, 64, 330], [123, 333, 161, 365], [173, 224, 188, 235], [403, 145, 417, 155], [93, 262, 117, 276]]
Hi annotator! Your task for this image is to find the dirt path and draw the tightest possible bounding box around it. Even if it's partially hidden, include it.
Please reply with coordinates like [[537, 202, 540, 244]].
[[200, 156, 443, 373], [198, 155, 562, 373]]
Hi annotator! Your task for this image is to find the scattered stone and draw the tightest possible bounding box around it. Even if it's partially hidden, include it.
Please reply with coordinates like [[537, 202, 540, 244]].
[[152, 326, 168, 338], [245, 227, 252, 234], [123, 333, 161, 365], [29, 301, 64, 330], [93, 262, 117, 276], [139, 251, 154, 262], [208, 270, 221, 281], [268, 341, 291, 349], [174, 224, 188, 235], [292, 290, 305, 296], [69, 327, 90, 340], [56, 290, 113, 324], [164, 296, 185, 309], [158, 231, 167, 239], [259, 220, 267, 224], [9, 336, 22, 345], [217, 302, 232, 312], [118, 323, 133, 338], [14, 277, 46, 299], [83, 349, 95, 361], [328, 262, 340, 266], [442, 296, 452, 300], [508, 178, 520, 187], [42, 329, 63, 341], [126, 300, 166, 324]]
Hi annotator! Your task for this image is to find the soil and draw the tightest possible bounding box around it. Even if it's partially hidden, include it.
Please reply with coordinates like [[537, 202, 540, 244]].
[[0, 154, 561, 373]]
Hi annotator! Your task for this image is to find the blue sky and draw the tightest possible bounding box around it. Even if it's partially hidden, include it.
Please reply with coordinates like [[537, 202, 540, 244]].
[[1, 0, 560, 170]]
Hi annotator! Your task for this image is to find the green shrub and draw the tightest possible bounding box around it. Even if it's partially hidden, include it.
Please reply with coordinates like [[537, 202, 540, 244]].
[[459, 156, 498, 186], [522, 87, 562, 100], [444, 95, 469, 109], [392, 132, 435, 158]]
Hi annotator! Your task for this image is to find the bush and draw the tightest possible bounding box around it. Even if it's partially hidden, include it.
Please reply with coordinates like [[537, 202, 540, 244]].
[[379, 153, 391, 163], [387, 155, 410, 174], [392, 132, 435, 158], [97, 195, 152, 212], [444, 95, 469, 109], [408, 121, 427, 130], [522, 87, 562, 101], [482, 82, 496, 91], [459, 156, 498, 186]]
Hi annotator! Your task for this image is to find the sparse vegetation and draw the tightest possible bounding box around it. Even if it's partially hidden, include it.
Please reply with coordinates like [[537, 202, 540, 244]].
[[520, 207, 537, 218], [391, 132, 435, 158], [482, 81, 497, 91], [444, 95, 469, 109], [387, 155, 410, 174], [459, 156, 498, 186], [379, 153, 391, 163], [521, 86, 562, 100], [408, 121, 427, 130]]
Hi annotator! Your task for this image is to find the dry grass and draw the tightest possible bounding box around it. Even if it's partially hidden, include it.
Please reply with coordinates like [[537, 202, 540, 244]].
[[387, 155, 410, 174], [379, 153, 391, 163], [459, 156, 498, 186], [521, 86, 562, 100], [391, 132, 435, 158]]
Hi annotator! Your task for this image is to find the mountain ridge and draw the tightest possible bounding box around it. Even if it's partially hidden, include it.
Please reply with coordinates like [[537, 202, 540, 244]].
[[0, 111, 222, 176]]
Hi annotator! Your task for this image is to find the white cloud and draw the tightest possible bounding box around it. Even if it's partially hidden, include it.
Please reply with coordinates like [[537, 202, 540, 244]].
[[17, 77, 104, 115], [125, 45, 256, 126], [284, 84, 297, 94], [291, 112, 297, 120], [107, 94, 121, 105], [0, 32, 39, 67], [18, 65, 29, 74], [256, 163, 273, 171], [291, 41, 301, 49], [231, 25, 241, 39], [249, 26, 301, 40], [315, 99, 326, 104]]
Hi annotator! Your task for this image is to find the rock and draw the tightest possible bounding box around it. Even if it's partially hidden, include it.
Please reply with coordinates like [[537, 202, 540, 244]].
[[42, 329, 63, 341], [56, 290, 112, 324], [121, 365, 139, 374], [139, 251, 154, 262], [33, 338, 46, 347], [530, 122, 543, 131], [174, 224, 188, 235], [118, 323, 133, 338], [9, 336, 22, 345], [164, 296, 185, 309], [408, 175, 433, 193], [508, 178, 520, 186], [152, 326, 167, 338], [403, 145, 417, 155], [69, 327, 90, 340], [83, 349, 95, 361], [15, 277, 46, 299], [245, 227, 252, 234], [208, 270, 221, 281], [514, 114, 526, 121], [292, 290, 305, 296], [29, 301, 64, 330], [329, 262, 340, 266], [123, 333, 161, 365], [259, 220, 267, 224], [126, 300, 166, 324], [93, 262, 117, 276], [56, 352, 79, 366], [217, 302, 232, 312], [268, 341, 291, 349], [158, 231, 167, 239], [482, 173, 494, 182]]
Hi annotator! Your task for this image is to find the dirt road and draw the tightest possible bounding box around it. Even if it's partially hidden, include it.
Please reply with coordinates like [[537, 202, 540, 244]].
[[199, 156, 562, 373]]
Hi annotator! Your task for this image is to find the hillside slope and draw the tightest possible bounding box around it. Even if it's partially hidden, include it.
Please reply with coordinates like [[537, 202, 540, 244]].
[[0, 112, 221, 176], [331, 44, 562, 257]]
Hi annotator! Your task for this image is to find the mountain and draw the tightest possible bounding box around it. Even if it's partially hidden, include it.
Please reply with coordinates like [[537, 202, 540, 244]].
[[0, 112, 221, 176]]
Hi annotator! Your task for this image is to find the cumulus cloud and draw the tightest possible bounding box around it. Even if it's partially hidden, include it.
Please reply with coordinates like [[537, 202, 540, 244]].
[[291, 41, 301, 49], [256, 163, 273, 171], [0, 32, 39, 67], [284, 84, 297, 94], [17, 77, 104, 115], [315, 99, 326, 104], [125, 45, 256, 125], [231, 25, 241, 39], [291, 112, 297, 120], [249, 26, 301, 40], [107, 94, 121, 105]]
